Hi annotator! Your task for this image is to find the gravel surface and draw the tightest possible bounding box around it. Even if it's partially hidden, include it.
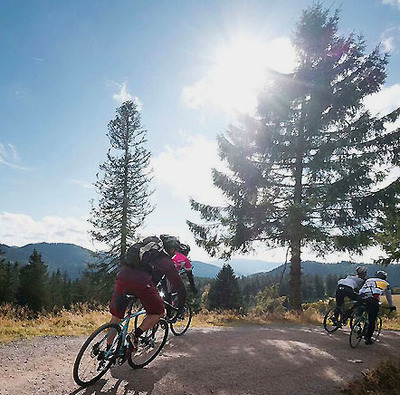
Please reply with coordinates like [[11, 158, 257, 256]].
[[1, 324, 400, 395]]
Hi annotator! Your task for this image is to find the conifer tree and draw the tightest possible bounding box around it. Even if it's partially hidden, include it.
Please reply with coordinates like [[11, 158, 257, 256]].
[[188, 4, 400, 309], [18, 249, 49, 312], [90, 100, 154, 269], [208, 264, 242, 310]]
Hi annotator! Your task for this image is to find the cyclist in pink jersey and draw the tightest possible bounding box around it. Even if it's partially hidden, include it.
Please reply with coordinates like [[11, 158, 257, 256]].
[[160, 235, 197, 294]]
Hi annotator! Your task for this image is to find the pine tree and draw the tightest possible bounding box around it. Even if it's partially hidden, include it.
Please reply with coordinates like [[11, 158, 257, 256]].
[[0, 248, 7, 303], [18, 249, 49, 312], [208, 264, 242, 310], [90, 100, 154, 269], [187, 4, 400, 309]]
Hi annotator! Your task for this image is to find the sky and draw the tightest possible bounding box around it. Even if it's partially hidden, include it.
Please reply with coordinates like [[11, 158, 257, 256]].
[[1, 0, 400, 266]]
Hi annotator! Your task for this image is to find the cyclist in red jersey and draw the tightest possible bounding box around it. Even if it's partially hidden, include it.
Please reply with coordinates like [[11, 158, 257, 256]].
[[107, 236, 186, 351]]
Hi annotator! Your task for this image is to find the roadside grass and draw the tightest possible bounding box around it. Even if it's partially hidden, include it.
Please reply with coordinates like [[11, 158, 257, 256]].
[[1, 298, 399, 343], [341, 355, 400, 394]]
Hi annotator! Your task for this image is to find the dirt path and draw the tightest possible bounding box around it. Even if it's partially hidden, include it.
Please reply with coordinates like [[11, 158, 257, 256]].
[[1, 324, 400, 395]]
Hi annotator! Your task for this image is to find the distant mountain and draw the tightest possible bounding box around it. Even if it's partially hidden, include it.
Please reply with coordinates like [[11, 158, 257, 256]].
[[210, 259, 282, 276], [192, 261, 221, 278], [267, 261, 400, 287], [0, 242, 96, 279]]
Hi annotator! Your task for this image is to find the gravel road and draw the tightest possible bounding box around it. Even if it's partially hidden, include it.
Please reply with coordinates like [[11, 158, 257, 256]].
[[1, 324, 400, 395]]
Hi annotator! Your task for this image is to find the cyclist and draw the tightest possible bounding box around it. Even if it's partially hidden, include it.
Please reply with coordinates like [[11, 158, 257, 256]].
[[160, 235, 197, 294], [334, 266, 367, 323], [107, 236, 187, 353], [358, 270, 396, 345]]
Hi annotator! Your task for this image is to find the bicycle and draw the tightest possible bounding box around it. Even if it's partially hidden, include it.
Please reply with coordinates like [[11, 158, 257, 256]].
[[348, 303, 389, 348], [135, 273, 193, 336], [323, 299, 360, 333], [73, 294, 169, 387]]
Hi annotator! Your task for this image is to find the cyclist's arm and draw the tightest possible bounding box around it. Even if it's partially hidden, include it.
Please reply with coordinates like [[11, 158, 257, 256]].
[[384, 287, 394, 307]]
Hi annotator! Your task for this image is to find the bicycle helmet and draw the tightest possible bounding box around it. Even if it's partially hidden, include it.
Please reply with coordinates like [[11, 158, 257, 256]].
[[375, 270, 387, 280], [355, 266, 367, 279], [160, 234, 180, 253]]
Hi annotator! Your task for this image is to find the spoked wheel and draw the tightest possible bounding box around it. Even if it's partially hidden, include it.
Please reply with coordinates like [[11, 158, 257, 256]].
[[372, 316, 382, 342], [323, 307, 342, 333], [128, 318, 169, 369], [170, 302, 192, 336], [73, 323, 121, 387], [349, 313, 366, 348]]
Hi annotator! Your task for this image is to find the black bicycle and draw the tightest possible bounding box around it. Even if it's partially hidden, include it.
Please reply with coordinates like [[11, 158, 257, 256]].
[[323, 300, 360, 333], [349, 303, 387, 348], [73, 295, 169, 387]]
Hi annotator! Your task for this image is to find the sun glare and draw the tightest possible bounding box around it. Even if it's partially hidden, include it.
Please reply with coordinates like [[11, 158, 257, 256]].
[[208, 36, 297, 114]]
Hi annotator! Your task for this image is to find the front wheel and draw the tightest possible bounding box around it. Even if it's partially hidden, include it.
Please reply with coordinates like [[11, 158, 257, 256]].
[[170, 303, 192, 336], [349, 313, 366, 348], [323, 307, 342, 333], [128, 318, 169, 369], [73, 323, 121, 387]]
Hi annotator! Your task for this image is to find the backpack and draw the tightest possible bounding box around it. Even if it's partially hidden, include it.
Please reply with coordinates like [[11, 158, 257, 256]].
[[125, 236, 166, 268]]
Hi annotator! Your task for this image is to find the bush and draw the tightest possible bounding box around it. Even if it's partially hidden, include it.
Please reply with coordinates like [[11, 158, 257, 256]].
[[341, 355, 400, 394], [250, 285, 287, 316]]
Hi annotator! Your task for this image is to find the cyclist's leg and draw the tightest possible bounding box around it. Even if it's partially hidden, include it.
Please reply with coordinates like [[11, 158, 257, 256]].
[[365, 298, 379, 344], [335, 287, 346, 320]]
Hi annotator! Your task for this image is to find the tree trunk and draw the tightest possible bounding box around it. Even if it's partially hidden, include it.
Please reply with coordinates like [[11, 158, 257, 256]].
[[289, 238, 302, 310]]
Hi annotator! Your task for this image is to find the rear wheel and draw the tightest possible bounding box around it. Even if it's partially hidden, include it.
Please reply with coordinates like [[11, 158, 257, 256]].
[[128, 318, 169, 369], [349, 312, 366, 348], [170, 302, 192, 336], [73, 323, 121, 387], [323, 307, 342, 333]]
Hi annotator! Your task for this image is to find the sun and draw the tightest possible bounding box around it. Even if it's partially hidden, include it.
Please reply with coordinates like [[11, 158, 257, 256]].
[[207, 36, 297, 115]]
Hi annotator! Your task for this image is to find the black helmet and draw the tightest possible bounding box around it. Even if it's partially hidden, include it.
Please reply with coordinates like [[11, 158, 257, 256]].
[[179, 243, 190, 256], [375, 270, 387, 280], [356, 266, 367, 278], [160, 234, 180, 252]]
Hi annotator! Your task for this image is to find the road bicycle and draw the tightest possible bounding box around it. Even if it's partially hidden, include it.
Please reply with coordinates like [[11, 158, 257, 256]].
[[348, 303, 389, 348], [73, 294, 169, 387], [323, 299, 360, 333]]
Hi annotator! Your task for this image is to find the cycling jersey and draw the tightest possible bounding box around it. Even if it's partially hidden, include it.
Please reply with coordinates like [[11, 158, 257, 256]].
[[337, 275, 364, 291], [172, 251, 193, 272], [110, 254, 186, 319], [358, 277, 393, 306]]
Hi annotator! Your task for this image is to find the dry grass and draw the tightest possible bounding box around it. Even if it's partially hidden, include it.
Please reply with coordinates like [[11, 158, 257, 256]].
[[341, 355, 400, 394]]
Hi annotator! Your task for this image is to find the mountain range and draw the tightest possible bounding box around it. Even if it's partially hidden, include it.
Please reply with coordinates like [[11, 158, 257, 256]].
[[1, 243, 399, 286]]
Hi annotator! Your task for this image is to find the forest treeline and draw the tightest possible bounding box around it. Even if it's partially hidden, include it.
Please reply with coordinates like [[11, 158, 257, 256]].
[[0, 247, 340, 314]]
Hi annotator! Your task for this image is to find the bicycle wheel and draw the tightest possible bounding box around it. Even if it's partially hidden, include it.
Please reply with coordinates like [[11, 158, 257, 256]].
[[323, 307, 342, 333], [372, 316, 382, 342], [128, 318, 169, 369], [73, 323, 121, 387], [349, 313, 366, 348], [170, 302, 192, 336]]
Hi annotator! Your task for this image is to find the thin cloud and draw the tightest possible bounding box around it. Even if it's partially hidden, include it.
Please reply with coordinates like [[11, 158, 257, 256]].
[[0, 143, 32, 171], [382, 0, 400, 9], [69, 178, 94, 189], [364, 83, 400, 116], [111, 81, 143, 110], [30, 57, 45, 62]]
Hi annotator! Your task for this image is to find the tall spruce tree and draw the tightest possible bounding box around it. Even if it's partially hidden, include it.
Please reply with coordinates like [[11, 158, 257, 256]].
[[90, 100, 154, 269], [18, 249, 49, 312], [188, 4, 400, 309], [208, 264, 242, 310]]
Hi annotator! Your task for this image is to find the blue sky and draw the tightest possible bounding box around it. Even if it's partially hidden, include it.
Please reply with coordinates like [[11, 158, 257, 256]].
[[1, 0, 400, 264]]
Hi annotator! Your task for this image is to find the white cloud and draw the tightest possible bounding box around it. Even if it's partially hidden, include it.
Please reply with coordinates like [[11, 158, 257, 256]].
[[69, 178, 94, 189], [152, 133, 227, 205], [0, 212, 102, 250], [112, 81, 143, 110], [382, 0, 400, 9], [0, 143, 31, 171], [363, 83, 400, 116], [382, 36, 395, 53]]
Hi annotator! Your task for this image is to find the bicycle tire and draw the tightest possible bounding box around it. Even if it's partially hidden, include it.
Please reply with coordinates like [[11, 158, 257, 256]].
[[170, 302, 192, 336], [323, 307, 342, 333], [372, 316, 382, 342], [128, 318, 169, 369], [73, 323, 122, 387], [349, 312, 366, 348]]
